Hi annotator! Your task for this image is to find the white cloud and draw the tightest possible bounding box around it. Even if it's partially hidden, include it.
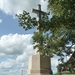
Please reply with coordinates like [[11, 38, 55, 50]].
[[51, 56, 59, 74], [0, 33, 59, 75], [0, 0, 47, 16], [0, 19, 2, 23], [0, 59, 15, 69], [0, 33, 34, 75], [0, 33, 33, 55], [16, 44, 34, 63]]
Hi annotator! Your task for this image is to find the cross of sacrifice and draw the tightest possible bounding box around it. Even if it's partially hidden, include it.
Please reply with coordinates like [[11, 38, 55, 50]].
[[32, 4, 46, 54]]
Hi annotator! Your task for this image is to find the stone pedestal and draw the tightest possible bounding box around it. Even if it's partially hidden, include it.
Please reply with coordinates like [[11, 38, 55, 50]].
[[27, 54, 52, 75]]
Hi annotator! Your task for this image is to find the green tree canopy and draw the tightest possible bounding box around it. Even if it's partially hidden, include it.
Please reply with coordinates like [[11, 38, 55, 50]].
[[47, 0, 75, 56], [16, 0, 75, 57]]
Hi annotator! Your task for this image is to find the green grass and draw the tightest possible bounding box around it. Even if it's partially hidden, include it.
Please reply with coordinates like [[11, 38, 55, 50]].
[[62, 74, 75, 75]]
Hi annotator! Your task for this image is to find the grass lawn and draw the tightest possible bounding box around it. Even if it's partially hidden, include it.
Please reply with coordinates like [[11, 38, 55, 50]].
[[62, 74, 75, 75]]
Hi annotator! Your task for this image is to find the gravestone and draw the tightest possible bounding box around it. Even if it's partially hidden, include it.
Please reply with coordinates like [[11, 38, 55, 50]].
[[27, 4, 52, 75]]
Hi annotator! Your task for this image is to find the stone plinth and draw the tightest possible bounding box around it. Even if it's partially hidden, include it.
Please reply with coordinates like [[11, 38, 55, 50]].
[[27, 54, 52, 75]]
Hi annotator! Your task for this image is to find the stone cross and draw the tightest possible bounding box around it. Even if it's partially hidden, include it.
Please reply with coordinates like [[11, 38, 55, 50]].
[[32, 4, 46, 54], [32, 4, 46, 32]]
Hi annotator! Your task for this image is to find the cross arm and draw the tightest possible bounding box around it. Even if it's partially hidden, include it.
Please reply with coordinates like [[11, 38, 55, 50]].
[[32, 9, 46, 15]]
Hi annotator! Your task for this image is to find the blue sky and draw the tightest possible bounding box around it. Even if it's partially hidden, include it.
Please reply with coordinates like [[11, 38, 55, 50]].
[[0, 0, 62, 75], [0, 11, 35, 36]]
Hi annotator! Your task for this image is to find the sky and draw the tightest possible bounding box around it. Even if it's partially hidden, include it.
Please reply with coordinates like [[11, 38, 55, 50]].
[[0, 0, 66, 75]]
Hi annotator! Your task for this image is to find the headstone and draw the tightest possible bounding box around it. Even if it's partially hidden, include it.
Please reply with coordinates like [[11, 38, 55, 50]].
[[27, 4, 52, 75]]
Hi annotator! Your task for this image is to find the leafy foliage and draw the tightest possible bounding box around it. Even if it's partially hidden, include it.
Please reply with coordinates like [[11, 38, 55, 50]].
[[16, 11, 37, 30], [16, 0, 75, 57]]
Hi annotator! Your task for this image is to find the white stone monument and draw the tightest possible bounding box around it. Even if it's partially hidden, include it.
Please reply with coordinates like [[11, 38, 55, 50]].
[[27, 4, 52, 75]]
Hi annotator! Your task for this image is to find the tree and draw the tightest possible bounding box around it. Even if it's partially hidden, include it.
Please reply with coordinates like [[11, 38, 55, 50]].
[[16, 0, 75, 57], [46, 0, 75, 56]]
